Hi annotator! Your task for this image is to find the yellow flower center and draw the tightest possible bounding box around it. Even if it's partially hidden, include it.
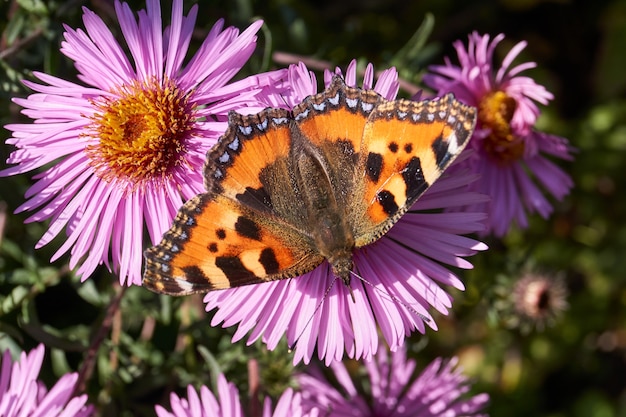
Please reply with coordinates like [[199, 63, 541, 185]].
[[85, 77, 196, 187], [478, 91, 524, 164]]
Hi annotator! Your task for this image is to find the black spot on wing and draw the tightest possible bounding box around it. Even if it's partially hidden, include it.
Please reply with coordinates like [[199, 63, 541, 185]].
[[216, 229, 227, 240], [388, 142, 399, 153], [431, 134, 451, 167], [366, 152, 383, 183], [234, 216, 261, 241], [208, 243, 218, 253], [236, 186, 273, 212], [376, 190, 399, 215], [259, 248, 280, 275], [402, 157, 428, 199], [215, 256, 256, 281], [181, 266, 215, 289]]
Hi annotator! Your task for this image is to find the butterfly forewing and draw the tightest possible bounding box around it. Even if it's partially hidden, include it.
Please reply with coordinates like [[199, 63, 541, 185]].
[[291, 77, 385, 210], [293, 77, 383, 151], [203, 110, 291, 200], [352, 94, 477, 247]]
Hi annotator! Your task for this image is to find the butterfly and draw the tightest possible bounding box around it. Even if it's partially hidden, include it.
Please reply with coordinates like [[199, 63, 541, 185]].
[[143, 76, 476, 295]]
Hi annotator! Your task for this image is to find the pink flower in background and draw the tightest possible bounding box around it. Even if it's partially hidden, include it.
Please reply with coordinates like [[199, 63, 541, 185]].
[[424, 32, 574, 236], [0, 344, 93, 417], [1, 0, 285, 285], [204, 61, 488, 365], [297, 345, 489, 416], [155, 374, 317, 417]]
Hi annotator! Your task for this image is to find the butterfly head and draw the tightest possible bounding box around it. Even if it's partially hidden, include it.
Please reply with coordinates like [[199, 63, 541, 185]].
[[329, 255, 354, 287]]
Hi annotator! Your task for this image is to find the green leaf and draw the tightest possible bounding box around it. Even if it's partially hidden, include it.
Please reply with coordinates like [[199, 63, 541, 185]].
[[3, 13, 25, 45], [0, 286, 29, 314], [198, 344, 223, 391], [389, 13, 435, 82], [16, 0, 48, 14], [50, 347, 73, 375], [76, 279, 107, 306]]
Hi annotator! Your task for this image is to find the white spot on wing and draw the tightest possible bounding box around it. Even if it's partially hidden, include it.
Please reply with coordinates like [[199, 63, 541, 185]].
[[328, 93, 340, 105], [346, 98, 358, 109], [256, 118, 268, 131], [313, 102, 326, 111], [447, 131, 460, 155], [272, 117, 289, 125], [228, 137, 240, 151], [239, 125, 253, 136], [219, 152, 230, 163], [295, 108, 310, 121], [176, 280, 196, 293]]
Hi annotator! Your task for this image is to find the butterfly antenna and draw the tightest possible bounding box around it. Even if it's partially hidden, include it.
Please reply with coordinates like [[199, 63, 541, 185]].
[[288, 276, 338, 352], [349, 270, 432, 324]]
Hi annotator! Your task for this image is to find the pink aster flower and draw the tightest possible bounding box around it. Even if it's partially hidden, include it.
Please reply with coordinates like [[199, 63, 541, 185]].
[[204, 61, 488, 365], [155, 374, 317, 417], [0, 344, 93, 417], [424, 32, 574, 236], [1, 0, 286, 285], [297, 345, 489, 417]]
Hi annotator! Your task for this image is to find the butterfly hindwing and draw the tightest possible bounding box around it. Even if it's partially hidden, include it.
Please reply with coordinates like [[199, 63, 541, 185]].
[[353, 94, 477, 247], [143, 193, 323, 295]]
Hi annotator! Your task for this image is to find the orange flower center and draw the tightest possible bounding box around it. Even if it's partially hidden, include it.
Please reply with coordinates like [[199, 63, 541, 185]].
[[478, 91, 524, 164], [85, 77, 196, 187]]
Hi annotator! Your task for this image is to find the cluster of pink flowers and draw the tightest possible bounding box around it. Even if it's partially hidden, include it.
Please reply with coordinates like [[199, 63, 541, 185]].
[[0, 0, 574, 414], [0, 345, 93, 416], [155, 344, 489, 417], [155, 374, 313, 417], [298, 346, 489, 417]]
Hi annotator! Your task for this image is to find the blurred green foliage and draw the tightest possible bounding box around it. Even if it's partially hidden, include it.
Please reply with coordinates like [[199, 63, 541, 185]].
[[1, 0, 626, 416]]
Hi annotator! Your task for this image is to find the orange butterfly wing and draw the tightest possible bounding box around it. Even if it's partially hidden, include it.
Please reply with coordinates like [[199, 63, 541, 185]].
[[143, 110, 323, 295], [353, 94, 477, 247]]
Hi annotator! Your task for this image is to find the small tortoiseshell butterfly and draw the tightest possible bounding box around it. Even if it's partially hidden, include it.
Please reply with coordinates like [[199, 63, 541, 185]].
[[143, 76, 476, 295]]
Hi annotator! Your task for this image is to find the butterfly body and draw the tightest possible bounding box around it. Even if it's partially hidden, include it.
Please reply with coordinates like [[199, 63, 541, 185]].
[[143, 76, 476, 295], [290, 134, 357, 285]]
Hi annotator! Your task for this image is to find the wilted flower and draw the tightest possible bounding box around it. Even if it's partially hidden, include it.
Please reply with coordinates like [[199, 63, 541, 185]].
[[513, 272, 568, 329]]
